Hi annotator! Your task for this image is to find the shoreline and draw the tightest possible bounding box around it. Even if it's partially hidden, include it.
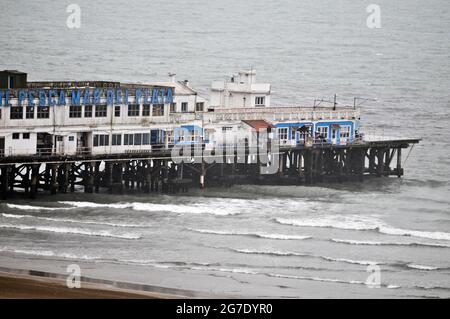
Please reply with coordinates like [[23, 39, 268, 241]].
[[0, 267, 206, 299]]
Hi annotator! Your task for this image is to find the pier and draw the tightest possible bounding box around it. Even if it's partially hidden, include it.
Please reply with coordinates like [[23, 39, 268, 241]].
[[0, 138, 419, 199]]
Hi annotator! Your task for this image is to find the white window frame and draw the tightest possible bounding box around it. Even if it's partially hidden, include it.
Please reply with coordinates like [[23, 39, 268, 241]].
[[278, 127, 289, 140], [317, 126, 329, 139], [340, 125, 351, 139], [255, 96, 265, 107]]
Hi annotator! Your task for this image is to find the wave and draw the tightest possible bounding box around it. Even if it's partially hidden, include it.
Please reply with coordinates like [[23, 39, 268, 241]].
[[0, 247, 102, 261], [1, 213, 147, 228], [59, 201, 239, 216], [58, 201, 130, 209], [188, 228, 311, 240], [275, 216, 450, 241], [331, 238, 450, 248], [0, 223, 141, 240], [406, 264, 443, 271], [0, 247, 403, 289], [266, 272, 367, 286], [230, 248, 381, 266], [7, 204, 74, 211]]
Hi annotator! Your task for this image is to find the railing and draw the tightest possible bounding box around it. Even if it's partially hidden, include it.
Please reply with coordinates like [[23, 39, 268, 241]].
[[169, 107, 360, 124]]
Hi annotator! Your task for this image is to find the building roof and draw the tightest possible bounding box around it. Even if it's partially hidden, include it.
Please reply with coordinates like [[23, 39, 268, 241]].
[[242, 120, 276, 130], [147, 80, 197, 95], [0, 70, 27, 75]]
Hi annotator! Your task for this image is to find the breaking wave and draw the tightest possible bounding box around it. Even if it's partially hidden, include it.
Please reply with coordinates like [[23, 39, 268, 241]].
[[231, 248, 381, 266], [331, 238, 450, 248], [188, 228, 311, 240], [406, 264, 443, 271], [0, 223, 141, 240], [1, 213, 147, 228], [59, 201, 239, 216], [6, 204, 74, 211], [275, 216, 450, 241], [0, 247, 102, 261]]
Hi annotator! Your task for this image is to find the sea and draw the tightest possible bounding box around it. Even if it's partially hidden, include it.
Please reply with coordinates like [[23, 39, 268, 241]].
[[0, 0, 449, 298]]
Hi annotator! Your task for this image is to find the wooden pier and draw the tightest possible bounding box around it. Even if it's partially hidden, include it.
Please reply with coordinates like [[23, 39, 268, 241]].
[[0, 139, 419, 199]]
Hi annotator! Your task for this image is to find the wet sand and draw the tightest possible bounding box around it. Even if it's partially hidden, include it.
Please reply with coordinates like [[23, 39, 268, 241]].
[[0, 272, 174, 299]]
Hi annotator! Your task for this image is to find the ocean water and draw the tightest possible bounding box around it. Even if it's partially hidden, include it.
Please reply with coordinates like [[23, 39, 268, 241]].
[[0, 0, 449, 298]]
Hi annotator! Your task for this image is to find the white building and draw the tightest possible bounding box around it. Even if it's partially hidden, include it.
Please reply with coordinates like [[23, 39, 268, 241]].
[[0, 70, 359, 158], [209, 70, 271, 109]]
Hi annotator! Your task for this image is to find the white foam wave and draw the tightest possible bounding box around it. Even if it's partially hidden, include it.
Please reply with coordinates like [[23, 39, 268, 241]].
[[0, 223, 141, 239], [233, 248, 306, 257], [191, 266, 259, 275], [321, 256, 380, 266], [406, 264, 440, 271], [275, 216, 377, 230], [377, 226, 450, 241], [58, 201, 130, 209], [7, 204, 74, 211], [1, 213, 147, 228], [189, 228, 311, 240], [0, 247, 101, 261], [231, 248, 381, 266], [331, 238, 450, 248], [275, 216, 450, 241], [59, 201, 239, 216], [267, 273, 366, 286]]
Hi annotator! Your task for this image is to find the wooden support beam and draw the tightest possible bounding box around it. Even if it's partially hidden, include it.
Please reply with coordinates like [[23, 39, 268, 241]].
[[396, 147, 402, 178], [50, 164, 58, 194], [30, 164, 40, 199]]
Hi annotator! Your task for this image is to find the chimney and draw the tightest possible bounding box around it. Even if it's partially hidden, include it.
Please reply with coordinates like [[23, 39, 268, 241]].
[[168, 73, 176, 83]]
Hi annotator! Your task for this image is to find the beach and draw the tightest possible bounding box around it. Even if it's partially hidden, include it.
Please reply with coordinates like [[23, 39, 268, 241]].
[[0, 273, 152, 299]]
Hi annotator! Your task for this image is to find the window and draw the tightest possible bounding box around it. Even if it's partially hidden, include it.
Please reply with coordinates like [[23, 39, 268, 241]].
[[93, 134, 109, 147], [142, 104, 151, 116], [128, 104, 140, 117], [114, 105, 120, 117], [255, 96, 265, 107], [26, 106, 35, 119], [278, 127, 288, 140], [340, 126, 351, 139], [170, 103, 176, 113], [317, 126, 329, 139], [112, 134, 122, 146], [124, 134, 134, 146], [69, 136, 75, 142], [69, 105, 82, 118], [134, 133, 142, 146], [84, 105, 93, 118], [167, 130, 174, 144], [152, 104, 164, 116], [10, 106, 23, 119], [37, 106, 49, 119], [57, 136, 63, 142], [189, 130, 201, 142], [95, 104, 107, 117], [222, 126, 232, 132], [23, 133, 30, 139], [143, 133, 150, 145], [12, 133, 20, 140], [195, 102, 204, 112], [181, 102, 188, 112]]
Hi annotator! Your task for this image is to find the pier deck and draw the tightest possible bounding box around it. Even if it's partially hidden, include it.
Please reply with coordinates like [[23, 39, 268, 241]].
[[0, 138, 420, 199]]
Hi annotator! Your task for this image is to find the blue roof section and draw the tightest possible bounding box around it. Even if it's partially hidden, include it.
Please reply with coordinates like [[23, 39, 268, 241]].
[[181, 125, 203, 131]]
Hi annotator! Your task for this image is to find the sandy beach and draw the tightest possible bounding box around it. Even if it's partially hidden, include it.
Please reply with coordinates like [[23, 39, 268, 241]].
[[0, 271, 182, 299]]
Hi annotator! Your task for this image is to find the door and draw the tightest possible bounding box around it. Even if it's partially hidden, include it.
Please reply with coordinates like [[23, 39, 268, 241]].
[[331, 128, 339, 145], [55, 136, 65, 154], [0, 137, 4, 157]]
